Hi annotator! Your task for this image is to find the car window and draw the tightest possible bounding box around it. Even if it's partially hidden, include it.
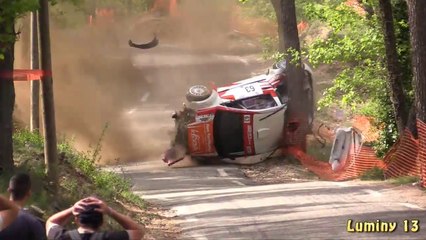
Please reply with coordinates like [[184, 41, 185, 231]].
[[241, 94, 277, 109], [213, 110, 244, 157]]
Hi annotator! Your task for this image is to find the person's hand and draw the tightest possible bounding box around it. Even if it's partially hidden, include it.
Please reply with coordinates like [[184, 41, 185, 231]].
[[87, 197, 111, 215], [72, 199, 88, 216], [71, 197, 101, 215]]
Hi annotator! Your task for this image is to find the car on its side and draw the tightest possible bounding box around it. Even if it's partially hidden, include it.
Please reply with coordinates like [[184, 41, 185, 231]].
[[162, 60, 315, 166]]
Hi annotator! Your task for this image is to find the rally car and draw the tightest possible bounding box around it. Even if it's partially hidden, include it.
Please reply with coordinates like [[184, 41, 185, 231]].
[[162, 60, 315, 166]]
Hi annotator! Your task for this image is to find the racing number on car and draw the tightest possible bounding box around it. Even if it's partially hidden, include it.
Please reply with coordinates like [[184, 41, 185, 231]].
[[244, 85, 256, 93], [233, 83, 264, 100]]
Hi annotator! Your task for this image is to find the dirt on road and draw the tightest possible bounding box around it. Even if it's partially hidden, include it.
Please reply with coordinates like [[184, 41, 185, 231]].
[[241, 156, 320, 185]]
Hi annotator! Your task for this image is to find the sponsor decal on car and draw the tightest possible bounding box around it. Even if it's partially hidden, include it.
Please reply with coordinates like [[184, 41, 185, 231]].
[[188, 122, 215, 155], [242, 114, 255, 155], [190, 129, 200, 152], [196, 114, 215, 122], [247, 125, 253, 143], [244, 115, 251, 123], [205, 123, 213, 153]]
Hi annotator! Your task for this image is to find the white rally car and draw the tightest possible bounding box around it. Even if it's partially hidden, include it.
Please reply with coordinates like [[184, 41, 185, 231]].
[[163, 60, 315, 166]]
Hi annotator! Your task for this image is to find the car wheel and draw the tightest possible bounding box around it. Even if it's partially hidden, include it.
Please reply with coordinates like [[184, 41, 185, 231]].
[[186, 85, 212, 102]]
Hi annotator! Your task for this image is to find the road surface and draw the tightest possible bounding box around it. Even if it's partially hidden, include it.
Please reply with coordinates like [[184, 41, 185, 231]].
[[118, 155, 426, 239]]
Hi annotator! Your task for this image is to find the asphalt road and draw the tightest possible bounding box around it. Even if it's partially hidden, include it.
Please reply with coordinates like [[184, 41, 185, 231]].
[[118, 159, 426, 240]]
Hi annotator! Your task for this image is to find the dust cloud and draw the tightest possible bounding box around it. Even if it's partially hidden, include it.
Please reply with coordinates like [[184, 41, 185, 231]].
[[14, 0, 263, 165]]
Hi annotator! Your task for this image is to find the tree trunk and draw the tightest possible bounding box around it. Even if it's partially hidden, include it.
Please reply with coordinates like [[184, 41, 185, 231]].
[[0, 22, 16, 171], [407, 104, 418, 138], [407, 0, 426, 123], [273, 0, 308, 150], [30, 11, 40, 133], [39, 0, 58, 188], [378, 0, 408, 135]]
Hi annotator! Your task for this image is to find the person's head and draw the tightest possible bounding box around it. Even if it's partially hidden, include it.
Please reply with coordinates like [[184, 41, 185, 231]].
[[75, 204, 104, 230], [8, 173, 31, 202]]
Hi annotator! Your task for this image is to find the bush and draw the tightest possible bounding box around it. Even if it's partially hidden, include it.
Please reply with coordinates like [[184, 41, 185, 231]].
[[360, 167, 385, 181]]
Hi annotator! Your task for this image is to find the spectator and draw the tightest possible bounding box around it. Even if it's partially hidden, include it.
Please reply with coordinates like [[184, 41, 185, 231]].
[[0, 195, 19, 232], [46, 197, 145, 240], [0, 173, 46, 239]]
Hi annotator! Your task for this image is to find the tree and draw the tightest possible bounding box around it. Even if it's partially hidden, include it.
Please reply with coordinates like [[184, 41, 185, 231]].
[[0, 1, 38, 170], [407, 0, 426, 123], [378, 0, 408, 134], [0, 24, 16, 171], [272, 0, 308, 150]]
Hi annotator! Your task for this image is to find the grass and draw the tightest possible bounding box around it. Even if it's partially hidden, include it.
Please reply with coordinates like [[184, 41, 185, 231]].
[[389, 176, 420, 185], [11, 126, 148, 229], [360, 167, 385, 181], [306, 135, 332, 162]]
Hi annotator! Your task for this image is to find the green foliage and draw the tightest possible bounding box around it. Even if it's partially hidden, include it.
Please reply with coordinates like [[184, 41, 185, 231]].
[[260, 36, 278, 59], [390, 175, 420, 185], [238, 0, 324, 21], [48, 0, 153, 29], [61, 126, 144, 206], [13, 128, 145, 209], [305, 2, 384, 66], [238, 0, 276, 21], [0, 0, 39, 57], [13, 128, 45, 149], [304, 0, 412, 156], [360, 167, 385, 181]]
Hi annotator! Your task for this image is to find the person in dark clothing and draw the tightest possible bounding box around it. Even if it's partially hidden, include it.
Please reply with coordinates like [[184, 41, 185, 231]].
[[0, 173, 46, 240], [46, 197, 145, 240], [0, 195, 19, 232]]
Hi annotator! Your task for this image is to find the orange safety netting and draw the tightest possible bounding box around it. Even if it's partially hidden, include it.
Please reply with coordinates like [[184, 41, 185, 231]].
[[383, 129, 420, 178], [286, 118, 426, 183], [382, 119, 426, 188], [286, 146, 384, 181], [418, 120, 426, 187]]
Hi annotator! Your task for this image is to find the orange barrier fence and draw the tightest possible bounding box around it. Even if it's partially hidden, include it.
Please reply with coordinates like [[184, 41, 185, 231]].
[[287, 118, 426, 185], [383, 129, 420, 178], [287, 145, 384, 181], [1, 69, 46, 81], [418, 120, 426, 187]]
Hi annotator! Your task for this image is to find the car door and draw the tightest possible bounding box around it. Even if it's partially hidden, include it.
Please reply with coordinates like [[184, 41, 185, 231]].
[[251, 105, 287, 154]]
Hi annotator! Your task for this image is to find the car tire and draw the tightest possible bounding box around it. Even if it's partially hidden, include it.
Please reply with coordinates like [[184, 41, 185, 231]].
[[186, 85, 212, 102]]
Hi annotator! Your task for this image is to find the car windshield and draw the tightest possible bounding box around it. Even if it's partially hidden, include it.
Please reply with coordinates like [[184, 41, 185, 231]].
[[213, 110, 244, 157], [224, 94, 277, 110]]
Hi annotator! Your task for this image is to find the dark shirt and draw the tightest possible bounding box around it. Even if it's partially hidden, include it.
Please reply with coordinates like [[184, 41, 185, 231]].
[[0, 209, 46, 240], [47, 225, 129, 240]]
